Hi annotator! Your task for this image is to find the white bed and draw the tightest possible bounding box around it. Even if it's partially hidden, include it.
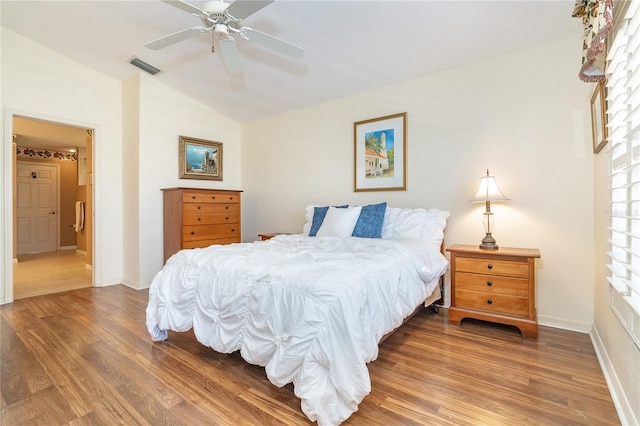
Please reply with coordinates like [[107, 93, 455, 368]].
[[146, 204, 449, 425]]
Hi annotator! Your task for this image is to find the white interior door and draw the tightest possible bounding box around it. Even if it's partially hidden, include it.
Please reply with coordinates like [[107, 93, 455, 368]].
[[16, 163, 58, 254]]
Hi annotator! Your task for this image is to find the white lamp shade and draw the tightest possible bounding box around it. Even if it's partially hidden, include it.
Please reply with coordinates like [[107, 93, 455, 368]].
[[470, 171, 509, 202]]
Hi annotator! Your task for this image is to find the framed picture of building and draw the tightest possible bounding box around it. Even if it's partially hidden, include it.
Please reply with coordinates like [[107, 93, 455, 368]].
[[178, 136, 223, 181], [354, 112, 407, 191]]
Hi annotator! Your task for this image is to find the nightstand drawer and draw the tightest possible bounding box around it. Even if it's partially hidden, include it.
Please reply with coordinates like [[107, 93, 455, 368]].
[[455, 289, 529, 317], [455, 257, 529, 278], [455, 272, 529, 297]]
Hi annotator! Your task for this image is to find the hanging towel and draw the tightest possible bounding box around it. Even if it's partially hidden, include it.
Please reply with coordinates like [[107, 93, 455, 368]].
[[74, 201, 84, 232]]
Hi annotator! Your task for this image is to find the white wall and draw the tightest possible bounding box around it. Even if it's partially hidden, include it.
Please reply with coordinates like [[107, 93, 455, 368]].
[[120, 73, 242, 289], [593, 120, 640, 424], [243, 36, 594, 332], [1, 28, 124, 301], [122, 75, 141, 288]]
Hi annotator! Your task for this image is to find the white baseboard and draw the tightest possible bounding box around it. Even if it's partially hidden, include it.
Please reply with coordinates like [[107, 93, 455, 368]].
[[537, 314, 592, 334], [590, 325, 638, 426], [76, 249, 87, 255], [13, 257, 18, 264], [85, 264, 92, 271]]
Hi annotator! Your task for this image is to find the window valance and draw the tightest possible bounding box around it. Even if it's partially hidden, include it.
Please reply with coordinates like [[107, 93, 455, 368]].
[[572, 0, 614, 82]]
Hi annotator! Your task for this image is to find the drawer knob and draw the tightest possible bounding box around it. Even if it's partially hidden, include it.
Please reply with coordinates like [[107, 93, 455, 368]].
[[197, 217, 201, 221], [487, 264, 493, 269], [225, 206, 229, 210], [487, 299, 493, 304], [225, 217, 229, 220], [190, 231, 195, 235], [197, 206, 201, 210], [487, 281, 492, 286], [231, 228, 235, 232], [191, 196, 196, 199], [212, 196, 216, 200]]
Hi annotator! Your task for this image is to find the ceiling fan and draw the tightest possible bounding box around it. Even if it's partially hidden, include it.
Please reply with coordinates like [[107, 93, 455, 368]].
[[145, 0, 304, 75]]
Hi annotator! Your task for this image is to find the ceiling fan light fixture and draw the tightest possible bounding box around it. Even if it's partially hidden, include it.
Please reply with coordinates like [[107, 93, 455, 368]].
[[129, 56, 162, 76]]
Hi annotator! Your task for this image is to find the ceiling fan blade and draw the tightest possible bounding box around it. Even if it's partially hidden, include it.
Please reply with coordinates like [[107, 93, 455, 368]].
[[240, 27, 304, 59], [218, 37, 243, 75], [160, 0, 204, 15], [226, 0, 274, 20], [145, 26, 210, 50]]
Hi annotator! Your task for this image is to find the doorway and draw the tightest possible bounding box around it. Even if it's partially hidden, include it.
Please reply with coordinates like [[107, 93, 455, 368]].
[[12, 116, 93, 300]]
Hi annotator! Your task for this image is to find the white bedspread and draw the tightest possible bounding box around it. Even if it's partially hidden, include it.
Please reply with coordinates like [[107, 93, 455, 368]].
[[146, 234, 448, 425]]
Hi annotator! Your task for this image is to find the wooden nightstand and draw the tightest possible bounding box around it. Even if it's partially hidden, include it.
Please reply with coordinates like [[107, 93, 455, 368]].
[[446, 244, 541, 340], [258, 233, 290, 241]]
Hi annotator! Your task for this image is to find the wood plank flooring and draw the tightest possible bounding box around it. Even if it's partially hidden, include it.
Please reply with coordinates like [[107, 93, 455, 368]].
[[13, 250, 91, 300], [1, 285, 619, 425]]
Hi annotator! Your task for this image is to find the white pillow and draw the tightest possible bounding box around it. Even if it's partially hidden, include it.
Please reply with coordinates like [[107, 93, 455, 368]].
[[316, 206, 362, 237], [302, 205, 317, 235], [381, 207, 450, 248]]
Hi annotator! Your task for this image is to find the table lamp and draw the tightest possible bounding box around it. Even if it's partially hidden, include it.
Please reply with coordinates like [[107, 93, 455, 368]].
[[470, 170, 509, 250]]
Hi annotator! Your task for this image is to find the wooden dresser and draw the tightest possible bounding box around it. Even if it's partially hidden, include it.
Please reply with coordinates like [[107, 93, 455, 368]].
[[162, 187, 242, 262], [446, 244, 541, 339]]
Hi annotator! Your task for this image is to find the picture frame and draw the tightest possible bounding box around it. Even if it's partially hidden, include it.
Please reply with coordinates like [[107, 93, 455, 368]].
[[178, 136, 223, 180], [591, 81, 608, 154], [354, 112, 407, 192]]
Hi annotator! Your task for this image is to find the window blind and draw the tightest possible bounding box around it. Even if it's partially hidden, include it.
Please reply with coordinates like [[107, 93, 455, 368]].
[[606, 0, 640, 348]]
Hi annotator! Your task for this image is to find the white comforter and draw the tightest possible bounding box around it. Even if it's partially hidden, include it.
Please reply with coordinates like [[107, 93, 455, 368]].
[[146, 234, 448, 425]]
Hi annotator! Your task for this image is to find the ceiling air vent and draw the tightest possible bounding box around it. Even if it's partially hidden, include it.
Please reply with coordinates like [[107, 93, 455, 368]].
[[129, 56, 161, 76]]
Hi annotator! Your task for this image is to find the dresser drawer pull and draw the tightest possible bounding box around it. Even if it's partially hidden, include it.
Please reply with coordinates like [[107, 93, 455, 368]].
[[212, 196, 216, 200], [197, 217, 201, 221], [191, 195, 196, 200], [486, 281, 492, 286], [225, 217, 229, 220], [487, 299, 493, 304], [487, 264, 493, 269], [231, 228, 236, 232], [197, 206, 201, 210], [190, 231, 195, 235], [225, 206, 229, 210]]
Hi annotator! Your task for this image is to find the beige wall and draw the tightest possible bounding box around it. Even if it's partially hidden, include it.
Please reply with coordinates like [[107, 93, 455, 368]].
[[1, 27, 123, 302], [121, 73, 242, 289], [592, 83, 640, 425], [243, 36, 594, 331]]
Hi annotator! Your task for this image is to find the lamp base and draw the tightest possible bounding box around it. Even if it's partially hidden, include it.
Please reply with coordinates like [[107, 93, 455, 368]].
[[479, 233, 499, 250]]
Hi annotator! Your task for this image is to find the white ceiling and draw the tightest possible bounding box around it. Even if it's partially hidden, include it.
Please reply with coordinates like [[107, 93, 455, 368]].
[[2, 0, 582, 129]]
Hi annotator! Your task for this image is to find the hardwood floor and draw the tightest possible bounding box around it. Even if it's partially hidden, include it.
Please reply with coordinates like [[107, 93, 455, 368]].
[[13, 250, 91, 300], [1, 285, 619, 425]]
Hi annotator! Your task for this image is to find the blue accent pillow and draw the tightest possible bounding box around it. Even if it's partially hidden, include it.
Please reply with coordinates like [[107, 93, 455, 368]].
[[309, 205, 348, 236], [352, 202, 387, 238]]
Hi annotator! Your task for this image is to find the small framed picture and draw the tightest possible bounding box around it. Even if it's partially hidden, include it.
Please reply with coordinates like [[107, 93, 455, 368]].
[[354, 112, 407, 192], [591, 81, 608, 154], [178, 136, 223, 180]]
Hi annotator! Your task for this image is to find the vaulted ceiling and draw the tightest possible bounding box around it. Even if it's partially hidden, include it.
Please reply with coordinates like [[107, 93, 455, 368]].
[[2, 0, 582, 128]]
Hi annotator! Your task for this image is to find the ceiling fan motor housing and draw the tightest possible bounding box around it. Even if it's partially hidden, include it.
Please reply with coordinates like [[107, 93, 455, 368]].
[[202, 1, 230, 19]]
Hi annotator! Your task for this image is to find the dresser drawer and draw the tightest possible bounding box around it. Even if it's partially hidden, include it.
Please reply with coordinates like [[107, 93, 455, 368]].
[[455, 272, 529, 297], [455, 289, 529, 317], [183, 224, 240, 241], [183, 203, 214, 215], [455, 257, 529, 278], [182, 192, 205, 203], [183, 237, 240, 249], [212, 203, 240, 214], [208, 192, 240, 203]]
